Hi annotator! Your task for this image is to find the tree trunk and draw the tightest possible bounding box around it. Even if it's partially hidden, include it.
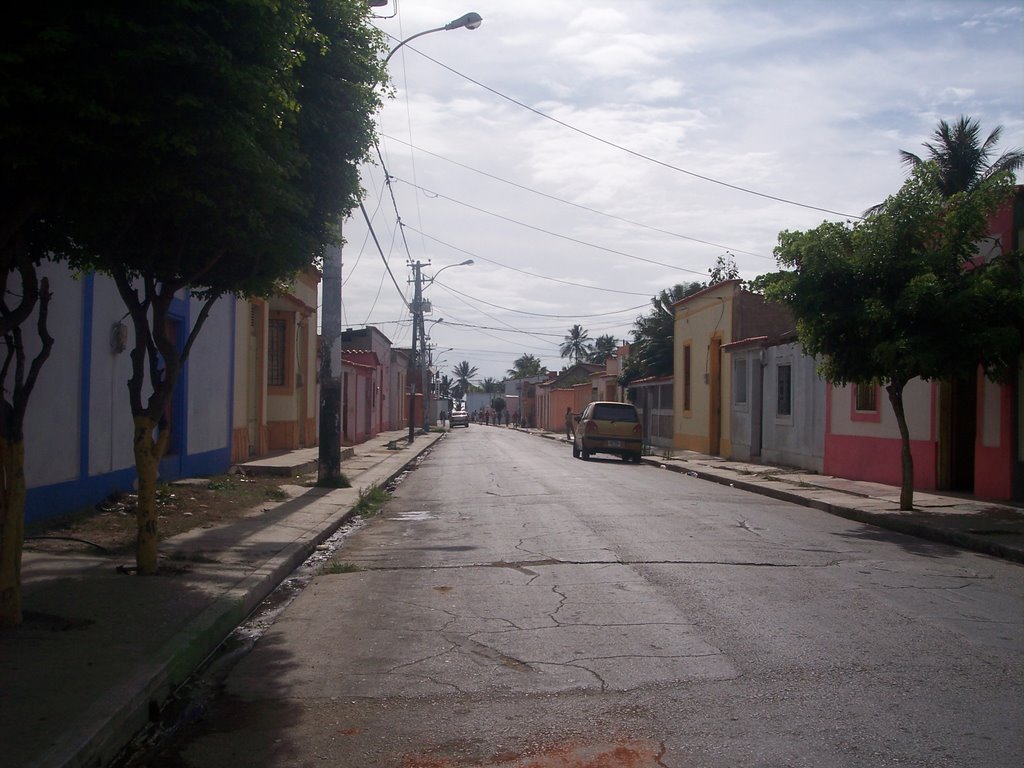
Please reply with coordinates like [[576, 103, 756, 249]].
[[133, 415, 169, 574], [0, 437, 26, 626], [886, 381, 915, 511]]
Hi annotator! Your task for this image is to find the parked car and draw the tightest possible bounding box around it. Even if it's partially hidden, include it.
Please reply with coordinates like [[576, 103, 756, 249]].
[[572, 401, 643, 462], [449, 409, 470, 428]]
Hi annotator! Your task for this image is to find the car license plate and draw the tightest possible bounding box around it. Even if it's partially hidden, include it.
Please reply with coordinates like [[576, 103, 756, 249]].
[[607, 440, 621, 447]]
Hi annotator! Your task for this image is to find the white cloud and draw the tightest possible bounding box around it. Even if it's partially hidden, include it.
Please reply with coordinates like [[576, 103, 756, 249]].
[[339, 0, 1024, 381]]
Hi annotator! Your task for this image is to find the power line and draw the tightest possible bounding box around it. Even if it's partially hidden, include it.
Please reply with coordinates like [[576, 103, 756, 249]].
[[392, 177, 711, 277], [435, 280, 649, 319], [401, 224, 652, 296], [382, 133, 773, 260], [403, 45, 864, 221], [359, 201, 409, 309]]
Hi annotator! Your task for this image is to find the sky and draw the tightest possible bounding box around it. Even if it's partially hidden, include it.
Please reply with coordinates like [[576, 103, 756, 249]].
[[336, 0, 1024, 385]]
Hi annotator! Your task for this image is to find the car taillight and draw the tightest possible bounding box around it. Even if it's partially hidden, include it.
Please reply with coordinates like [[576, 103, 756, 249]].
[[632, 423, 641, 436], [584, 420, 598, 434]]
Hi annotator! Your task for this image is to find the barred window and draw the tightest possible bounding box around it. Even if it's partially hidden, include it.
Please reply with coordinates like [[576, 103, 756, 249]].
[[683, 344, 692, 411], [777, 364, 792, 417], [268, 318, 286, 387], [855, 382, 878, 412]]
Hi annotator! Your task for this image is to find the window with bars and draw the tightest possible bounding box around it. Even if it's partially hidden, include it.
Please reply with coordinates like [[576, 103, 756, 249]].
[[777, 364, 792, 417], [683, 344, 692, 412], [268, 318, 286, 387], [854, 382, 878, 412]]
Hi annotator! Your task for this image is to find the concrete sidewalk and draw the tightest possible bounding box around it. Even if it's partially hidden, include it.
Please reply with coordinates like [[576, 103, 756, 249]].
[[2, 428, 444, 768], [523, 426, 1024, 565]]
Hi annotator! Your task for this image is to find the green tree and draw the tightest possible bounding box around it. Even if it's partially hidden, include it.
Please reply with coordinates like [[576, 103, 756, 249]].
[[866, 116, 1023, 215], [589, 334, 618, 364], [507, 353, 547, 378], [769, 165, 1019, 510], [480, 377, 502, 394], [2, 1, 387, 586], [559, 324, 592, 364], [491, 396, 506, 416], [708, 253, 740, 285], [437, 374, 453, 399], [452, 360, 478, 398], [619, 283, 704, 386], [900, 116, 1023, 197]]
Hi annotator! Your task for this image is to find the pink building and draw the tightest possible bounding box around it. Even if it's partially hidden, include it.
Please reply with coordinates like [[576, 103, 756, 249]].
[[823, 188, 1023, 501]]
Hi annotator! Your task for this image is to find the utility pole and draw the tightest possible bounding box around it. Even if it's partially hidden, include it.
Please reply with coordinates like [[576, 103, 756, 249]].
[[318, 241, 343, 484], [407, 261, 424, 444]]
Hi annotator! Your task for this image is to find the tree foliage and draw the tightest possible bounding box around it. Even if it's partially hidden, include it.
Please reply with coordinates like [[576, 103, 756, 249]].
[[1, 1, 388, 584], [451, 360, 478, 399], [619, 282, 704, 386], [899, 116, 1023, 197], [559, 324, 591, 364], [589, 334, 618, 364], [768, 165, 1019, 509], [507, 353, 547, 379]]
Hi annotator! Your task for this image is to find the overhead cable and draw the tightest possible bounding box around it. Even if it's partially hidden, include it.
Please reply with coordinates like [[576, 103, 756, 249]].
[[383, 133, 772, 259], [399, 46, 863, 220]]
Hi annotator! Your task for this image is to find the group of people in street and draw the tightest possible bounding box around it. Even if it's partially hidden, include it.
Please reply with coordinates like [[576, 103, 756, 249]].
[[472, 408, 521, 427], [437, 408, 532, 428]]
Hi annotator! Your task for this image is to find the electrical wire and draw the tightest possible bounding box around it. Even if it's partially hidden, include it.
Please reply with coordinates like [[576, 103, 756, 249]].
[[434, 280, 649, 319], [400, 224, 652, 296], [391, 177, 711, 277], [382, 133, 772, 260], [359, 201, 409, 309], [400, 45, 864, 221]]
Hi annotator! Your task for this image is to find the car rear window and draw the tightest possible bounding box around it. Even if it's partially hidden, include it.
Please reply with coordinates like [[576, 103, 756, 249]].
[[592, 404, 637, 422]]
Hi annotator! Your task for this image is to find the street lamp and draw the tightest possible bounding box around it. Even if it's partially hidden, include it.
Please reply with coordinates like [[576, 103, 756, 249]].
[[384, 13, 483, 64], [426, 259, 474, 287]]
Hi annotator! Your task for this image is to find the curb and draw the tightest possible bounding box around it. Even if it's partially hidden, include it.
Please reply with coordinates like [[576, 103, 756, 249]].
[[525, 429, 1024, 566], [56, 433, 443, 768], [644, 457, 1024, 566]]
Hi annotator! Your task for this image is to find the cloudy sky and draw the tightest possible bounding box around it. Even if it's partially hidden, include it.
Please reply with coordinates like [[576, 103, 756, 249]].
[[337, 0, 1024, 384]]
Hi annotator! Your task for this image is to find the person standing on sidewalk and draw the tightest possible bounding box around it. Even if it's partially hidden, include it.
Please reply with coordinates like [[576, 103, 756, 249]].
[[564, 406, 575, 441]]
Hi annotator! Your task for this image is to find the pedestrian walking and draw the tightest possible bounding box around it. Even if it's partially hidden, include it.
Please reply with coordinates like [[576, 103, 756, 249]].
[[564, 406, 575, 441]]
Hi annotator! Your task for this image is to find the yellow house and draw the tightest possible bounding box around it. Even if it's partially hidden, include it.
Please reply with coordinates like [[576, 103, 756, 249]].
[[673, 280, 793, 455], [231, 267, 320, 462]]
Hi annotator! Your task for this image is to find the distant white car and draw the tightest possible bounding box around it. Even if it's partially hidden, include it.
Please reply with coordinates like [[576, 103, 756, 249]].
[[449, 409, 470, 428]]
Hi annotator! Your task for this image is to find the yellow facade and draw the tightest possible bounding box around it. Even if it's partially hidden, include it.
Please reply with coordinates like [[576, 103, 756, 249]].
[[672, 281, 740, 455]]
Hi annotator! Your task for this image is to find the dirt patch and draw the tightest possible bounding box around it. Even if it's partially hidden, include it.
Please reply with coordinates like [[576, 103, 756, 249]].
[[25, 471, 317, 556]]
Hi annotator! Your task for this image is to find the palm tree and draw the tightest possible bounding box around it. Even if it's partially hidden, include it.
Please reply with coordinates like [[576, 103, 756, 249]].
[[507, 353, 546, 379], [451, 360, 478, 399], [900, 116, 1023, 197], [619, 283, 704, 385], [559, 324, 591, 365], [866, 116, 1023, 215], [589, 334, 618, 364], [480, 377, 502, 394], [437, 374, 453, 399]]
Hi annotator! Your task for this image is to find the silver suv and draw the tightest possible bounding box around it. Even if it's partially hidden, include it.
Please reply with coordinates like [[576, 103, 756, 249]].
[[449, 409, 469, 428]]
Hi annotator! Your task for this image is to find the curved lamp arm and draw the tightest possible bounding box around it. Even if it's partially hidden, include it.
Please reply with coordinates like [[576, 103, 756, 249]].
[[385, 13, 483, 64]]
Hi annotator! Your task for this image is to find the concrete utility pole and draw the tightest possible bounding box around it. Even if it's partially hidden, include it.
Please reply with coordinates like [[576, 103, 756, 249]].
[[318, 242, 343, 484], [341, 11, 480, 452], [407, 261, 424, 444]]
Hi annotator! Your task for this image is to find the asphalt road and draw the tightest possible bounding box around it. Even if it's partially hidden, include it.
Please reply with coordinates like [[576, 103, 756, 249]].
[[147, 426, 1024, 768]]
